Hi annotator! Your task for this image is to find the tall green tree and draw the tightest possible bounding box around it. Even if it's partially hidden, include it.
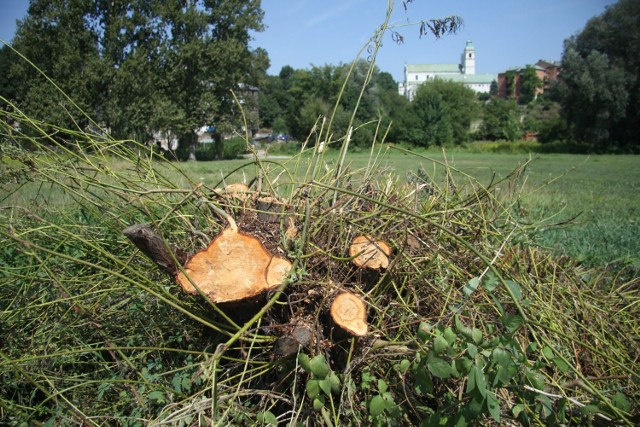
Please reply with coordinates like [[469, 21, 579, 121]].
[[10, 0, 106, 135], [411, 79, 479, 146], [481, 98, 521, 141], [518, 66, 542, 105], [558, 0, 640, 150], [9, 0, 264, 157]]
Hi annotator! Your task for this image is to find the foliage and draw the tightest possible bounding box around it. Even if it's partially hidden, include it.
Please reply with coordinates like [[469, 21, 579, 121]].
[[480, 98, 521, 141], [410, 79, 480, 146], [518, 66, 543, 105], [5, 0, 264, 158], [558, 0, 640, 151]]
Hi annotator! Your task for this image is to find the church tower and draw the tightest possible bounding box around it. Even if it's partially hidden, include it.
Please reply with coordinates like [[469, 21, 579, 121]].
[[461, 40, 476, 75]]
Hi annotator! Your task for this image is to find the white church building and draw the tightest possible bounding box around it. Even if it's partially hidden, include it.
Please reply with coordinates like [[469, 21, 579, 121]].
[[398, 40, 497, 101]]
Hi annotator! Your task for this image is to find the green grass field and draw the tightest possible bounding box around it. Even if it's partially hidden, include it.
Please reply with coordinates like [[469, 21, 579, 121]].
[[169, 149, 640, 269]]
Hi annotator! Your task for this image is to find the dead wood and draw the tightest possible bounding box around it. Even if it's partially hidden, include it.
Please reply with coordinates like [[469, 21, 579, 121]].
[[349, 235, 391, 270], [123, 224, 188, 276], [330, 292, 368, 336]]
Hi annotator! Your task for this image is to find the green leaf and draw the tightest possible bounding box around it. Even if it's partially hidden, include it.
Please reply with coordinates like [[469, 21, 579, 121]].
[[463, 277, 480, 296], [298, 353, 311, 372], [466, 342, 478, 358], [399, 359, 411, 374], [377, 379, 388, 394], [542, 345, 555, 360], [512, 404, 525, 418], [257, 410, 278, 425], [466, 365, 487, 397], [553, 357, 570, 373], [487, 392, 501, 422], [147, 390, 165, 403], [492, 347, 511, 367], [313, 396, 325, 412], [443, 326, 457, 345], [455, 357, 473, 375], [309, 354, 329, 379], [504, 280, 522, 301], [369, 395, 386, 417], [471, 328, 483, 345], [417, 322, 432, 341], [415, 366, 434, 395], [483, 273, 499, 292], [318, 378, 332, 396], [306, 379, 320, 399], [328, 372, 341, 393], [612, 392, 631, 412], [501, 314, 524, 333], [428, 356, 453, 379], [525, 368, 545, 390], [454, 315, 473, 339], [433, 335, 449, 354]]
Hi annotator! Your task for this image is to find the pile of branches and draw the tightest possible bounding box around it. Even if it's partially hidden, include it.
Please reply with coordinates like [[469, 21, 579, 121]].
[[1, 113, 638, 425]]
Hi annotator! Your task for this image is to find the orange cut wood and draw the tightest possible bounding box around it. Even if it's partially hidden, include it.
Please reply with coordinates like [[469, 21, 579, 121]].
[[176, 227, 291, 304], [330, 292, 368, 336], [349, 235, 391, 270]]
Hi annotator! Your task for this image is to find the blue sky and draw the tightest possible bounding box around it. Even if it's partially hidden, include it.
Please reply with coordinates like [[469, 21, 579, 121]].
[[1, 0, 617, 82]]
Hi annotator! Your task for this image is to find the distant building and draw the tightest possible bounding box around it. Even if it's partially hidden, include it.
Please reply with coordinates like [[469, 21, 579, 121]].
[[398, 41, 497, 101], [497, 60, 560, 99]]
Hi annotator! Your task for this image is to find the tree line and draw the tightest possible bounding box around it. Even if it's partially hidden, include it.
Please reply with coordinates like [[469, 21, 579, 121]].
[[1, 0, 638, 157]]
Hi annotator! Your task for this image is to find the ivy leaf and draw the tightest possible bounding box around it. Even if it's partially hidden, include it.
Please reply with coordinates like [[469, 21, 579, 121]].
[[483, 273, 499, 292], [471, 328, 483, 345], [612, 392, 631, 412], [318, 378, 332, 396], [306, 379, 320, 399], [313, 396, 325, 412], [309, 354, 329, 379], [369, 395, 386, 417], [433, 335, 449, 354], [298, 353, 311, 372], [428, 356, 453, 379], [257, 410, 278, 426], [501, 314, 524, 333], [487, 393, 501, 422]]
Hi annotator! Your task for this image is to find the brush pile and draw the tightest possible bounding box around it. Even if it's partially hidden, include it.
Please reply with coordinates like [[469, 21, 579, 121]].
[[1, 116, 638, 425]]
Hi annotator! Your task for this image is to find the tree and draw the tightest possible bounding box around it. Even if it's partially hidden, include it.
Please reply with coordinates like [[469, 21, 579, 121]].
[[481, 98, 521, 141], [558, 0, 640, 150], [518, 66, 542, 105], [9, 0, 265, 158], [10, 0, 106, 135], [411, 79, 479, 146]]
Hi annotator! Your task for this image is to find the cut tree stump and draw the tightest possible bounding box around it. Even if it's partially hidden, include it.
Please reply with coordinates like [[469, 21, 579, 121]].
[[330, 292, 368, 336], [256, 196, 291, 223], [175, 224, 292, 304], [349, 235, 391, 270], [124, 206, 292, 305]]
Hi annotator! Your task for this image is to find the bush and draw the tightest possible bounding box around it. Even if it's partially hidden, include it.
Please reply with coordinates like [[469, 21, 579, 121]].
[[195, 137, 247, 160]]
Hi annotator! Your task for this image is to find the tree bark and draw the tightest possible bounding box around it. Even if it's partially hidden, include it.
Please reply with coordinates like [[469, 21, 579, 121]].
[[122, 224, 188, 276]]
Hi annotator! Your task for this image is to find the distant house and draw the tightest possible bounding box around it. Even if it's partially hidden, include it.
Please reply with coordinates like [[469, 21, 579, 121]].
[[497, 60, 560, 100], [398, 41, 497, 101]]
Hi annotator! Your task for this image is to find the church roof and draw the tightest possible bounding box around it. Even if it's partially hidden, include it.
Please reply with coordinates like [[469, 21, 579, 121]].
[[406, 63, 461, 73]]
